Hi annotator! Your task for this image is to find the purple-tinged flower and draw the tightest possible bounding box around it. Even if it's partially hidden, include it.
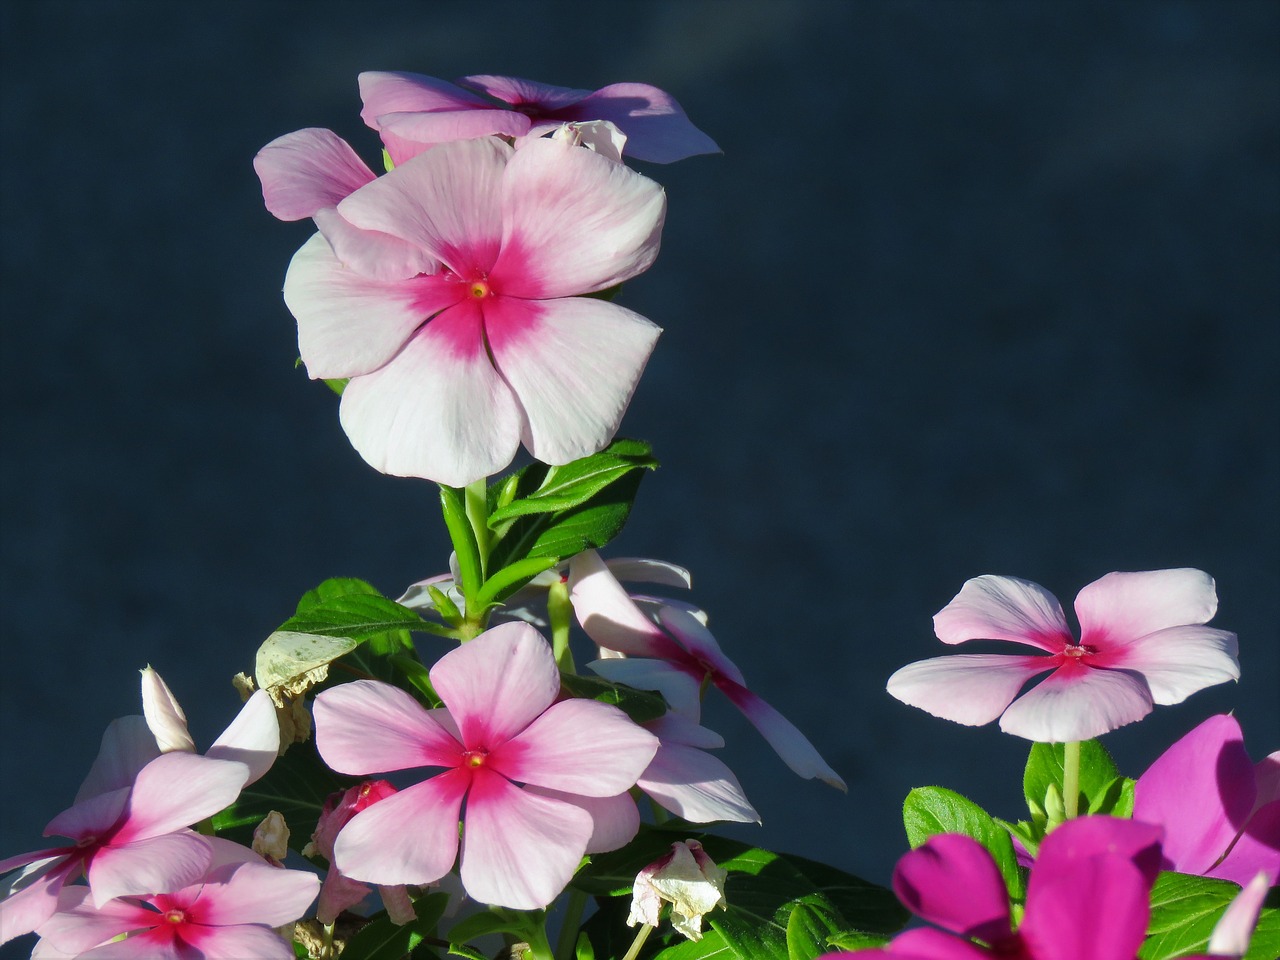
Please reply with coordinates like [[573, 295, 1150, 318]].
[[818, 816, 1163, 960], [358, 71, 719, 166], [628, 840, 728, 941], [570, 550, 845, 789], [887, 570, 1239, 742], [1134, 714, 1279, 885], [313, 622, 658, 909], [281, 135, 665, 485], [33, 837, 319, 960]]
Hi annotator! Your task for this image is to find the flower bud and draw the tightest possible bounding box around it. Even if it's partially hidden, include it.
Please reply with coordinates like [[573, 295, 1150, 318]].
[[627, 839, 728, 941], [140, 665, 197, 753]]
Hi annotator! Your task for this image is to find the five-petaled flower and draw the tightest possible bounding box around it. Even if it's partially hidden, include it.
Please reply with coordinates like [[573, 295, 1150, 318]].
[[886, 569, 1240, 742]]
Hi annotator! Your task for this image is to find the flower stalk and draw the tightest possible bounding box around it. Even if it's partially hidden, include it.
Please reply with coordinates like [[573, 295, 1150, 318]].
[[1062, 739, 1081, 819]]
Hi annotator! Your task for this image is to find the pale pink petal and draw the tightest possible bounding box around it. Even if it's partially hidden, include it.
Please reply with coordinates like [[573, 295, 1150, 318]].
[[1000, 663, 1154, 741], [112, 754, 249, 842], [569, 550, 678, 658], [338, 137, 510, 276], [33, 886, 154, 955], [253, 128, 376, 221], [638, 741, 760, 824], [78, 930, 185, 960], [335, 769, 468, 886], [316, 869, 372, 925], [492, 137, 665, 299], [1105, 624, 1239, 704], [484, 295, 659, 466], [378, 108, 531, 148], [0, 849, 68, 875], [283, 232, 456, 380], [0, 859, 77, 946], [932, 575, 1073, 652], [310, 207, 438, 282], [647, 713, 724, 750], [1075, 569, 1219, 647], [430, 622, 561, 748], [207, 689, 279, 785], [1212, 801, 1280, 885], [588, 657, 703, 720], [74, 717, 161, 803], [139, 668, 196, 754], [558, 83, 721, 164], [1134, 714, 1255, 875], [31, 937, 77, 960], [1020, 854, 1149, 960], [313, 678, 463, 775], [1033, 816, 1164, 888], [492, 698, 657, 796], [1208, 871, 1271, 956], [527, 787, 640, 853], [459, 74, 591, 110], [360, 71, 508, 123], [182, 925, 298, 960], [88, 831, 213, 905], [45, 787, 131, 842], [892, 834, 1011, 942], [605, 558, 692, 589], [193, 861, 320, 928], [658, 606, 746, 686], [718, 682, 846, 789], [459, 767, 592, 909], [886, 654, 1054, 726], [338, 302, 523, 485]]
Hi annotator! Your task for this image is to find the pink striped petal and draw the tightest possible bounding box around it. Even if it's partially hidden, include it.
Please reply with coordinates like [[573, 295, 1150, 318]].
[[334, 768, 469, 886], [1075, 569, 1219, 647], [588, 657, 703, 720], [283, 232, 455, 380], [932, 576, 1073, 652], [207, 689, 279, 785], [526, 788, 640, 853], [459, 767, 592, 908], [338, 136, 510, 276], [719, 681, 846, 789], [313, 679, 463, 775], [33, 886, 153, 955], [569, 550, 677, 658], [193, 860, 320, 928], [430, 622, 561, 749], [253, 128, 376, 221], [493, 137, 665, 299], [310, 207, 438, 282], [178, 925, 298, 960], [492, 698, 657, 796], [638, 741, 760, 824], [886, 654, 1054, 727], [112, 754, 248, 842], [558, 83, 721, 164], [893, 834, 1011, 942], [1020, 854, 1149, 960], [74, 717, 160, 803], [1106, 624, 1239, 704], [658, 606, 746, 686], [484, 295, 660, 466], [999, 663, 1153, 742], [88, 831, 213, 906], [359, 71, 500, 126], [338, 301, 522, 485]]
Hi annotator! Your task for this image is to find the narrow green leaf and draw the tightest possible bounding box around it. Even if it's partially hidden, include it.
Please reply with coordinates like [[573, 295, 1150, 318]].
[[903, 787, 1025, 901], [1087, 776, 1136, 816], [487, 439, 657, 524], [440, 485, 484, 611], [475, 555, 561, 608], [447, 908, 537, 945], [446, 946, 488, 960], [389, 654, 441, 706]]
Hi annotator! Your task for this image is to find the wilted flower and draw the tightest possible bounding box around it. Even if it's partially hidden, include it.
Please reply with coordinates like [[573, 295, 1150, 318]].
[[628, 840, 728, 941]]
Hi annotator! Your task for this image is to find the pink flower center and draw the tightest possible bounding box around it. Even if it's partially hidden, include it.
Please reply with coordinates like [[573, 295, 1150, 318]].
[[1062, 644, 1096, 659], [463, 749, 489, 768], [469, 280, 491, 299], [163, 909, 185, 925]]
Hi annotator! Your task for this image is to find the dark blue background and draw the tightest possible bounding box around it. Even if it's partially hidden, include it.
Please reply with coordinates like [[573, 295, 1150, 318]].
[[2, 1, 1277, 953]]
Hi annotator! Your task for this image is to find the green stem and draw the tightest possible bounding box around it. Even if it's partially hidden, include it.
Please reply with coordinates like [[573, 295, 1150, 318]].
[[554, 890, 589, 960], [547, 577, 576, 674], [620, 924, 654, 960], [1062, 740, 1081, 819], [523, 921, 556, 960]]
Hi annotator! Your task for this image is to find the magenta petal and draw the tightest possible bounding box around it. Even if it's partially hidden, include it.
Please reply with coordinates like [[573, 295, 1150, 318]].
[[886, 654, 1053, 727], [1106, 624, 1239, 705], [88, 831, 213, 905], [74, 716, 161, 803], [1134, 714, 1255, 876], [430, 622, 561, 748], [569, 550, 678, 658], [493, 137, 665, 299], [526, 787, 640, 854], [1020, 854, 1149, 960], [878, 927, 998, 959], [459, 74, 591, 110], [719, 681, 845, 789], [195, 861, 320, 928], [638, 741, 760, 824], [253, 128, 376, 221], [335, 768, 468, 886], [1212, 800, 1280, 885], [460, 767, 592, 909], [1075, 568, 1219, 645], [338, 301, 523, 485], [1033, 816, 1164, 889], [313, 679, 462, 775], [207, 689, 279, 785], [560, 83, 721, 163], [932, 575, 1073, 651], [998, 663, 1153, 742], [892, 834, 1011, 943], [493, 698, 657, 796]]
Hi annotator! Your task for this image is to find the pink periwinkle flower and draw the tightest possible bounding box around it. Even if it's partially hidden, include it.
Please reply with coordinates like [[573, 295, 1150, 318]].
[[32, 837, 319, 960], [307, 781, 415, 925], [313, 621, 659, 909], [276, 134, 666, 486], [819, 816, 1164, 960], [886, 569, 1240, 742], [358, 71, 720, 166], [1134, 713, 1279, 885], [569, 550, 845, 790]]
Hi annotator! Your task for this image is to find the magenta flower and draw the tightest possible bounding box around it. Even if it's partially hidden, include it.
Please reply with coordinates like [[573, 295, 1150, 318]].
[[33, 837, 319, 960], [313, 622, 659, 909], [819, 816, 1163, 960], [358, 71, 719, 166], [280, 134, 666, 485], [1134, 714, 1280, 885], [886, 569, 1240, 742], [569, 550, 845, 789]]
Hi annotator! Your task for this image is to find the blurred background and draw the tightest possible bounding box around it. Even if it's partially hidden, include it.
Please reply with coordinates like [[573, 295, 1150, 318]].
[[2, 0, 1277, 950]]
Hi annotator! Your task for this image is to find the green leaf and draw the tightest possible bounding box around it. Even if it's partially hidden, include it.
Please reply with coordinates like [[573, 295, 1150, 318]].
[[1023, 740, 1120, 824], [281, 592, 434, 646], [445, 946, 488, 960], [340, 893, 449, 960], [210, 739, 353, 852], [1140, 872, 1280, 960], [1087, 775, 1135, 817], [446, 908, 538, 945], [487, 439, 658, 524], [559, 673, 669, 724], [439, 485, 484, 612], [784, 895, 848, 959], [474, 555, 562, 608], [903, 786, 1025, 901], [575, 932, 596, 960], [650, 928, 734, 959]]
